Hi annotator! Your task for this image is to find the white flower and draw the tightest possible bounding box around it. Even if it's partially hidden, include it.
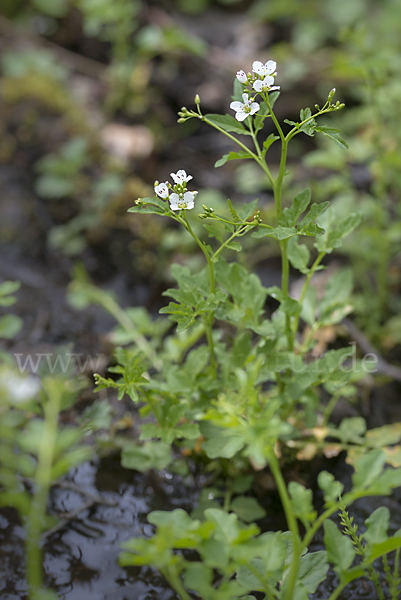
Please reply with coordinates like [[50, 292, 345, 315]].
[[170, 170, 193, 184], [155, 182, 169, 198], [169, 191, 197, 211], [230, 93, 260, 122], [253, 78, 280, 93], [236, 70, 248, 84], [252, 60, 277, 77]]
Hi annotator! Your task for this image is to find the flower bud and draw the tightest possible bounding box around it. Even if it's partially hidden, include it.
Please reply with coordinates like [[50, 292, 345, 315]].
[[177, 118, 187, 123], [236, 70, 248, 84], [194, 94, 201, 104]]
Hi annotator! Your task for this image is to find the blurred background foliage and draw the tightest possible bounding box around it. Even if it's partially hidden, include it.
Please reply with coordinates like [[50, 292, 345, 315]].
[[1, 0, 401, 348]]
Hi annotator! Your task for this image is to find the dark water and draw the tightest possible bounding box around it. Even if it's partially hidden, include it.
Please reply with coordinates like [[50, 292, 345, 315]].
[[0, 455, 197, 600], [1, 454, 401, 599]]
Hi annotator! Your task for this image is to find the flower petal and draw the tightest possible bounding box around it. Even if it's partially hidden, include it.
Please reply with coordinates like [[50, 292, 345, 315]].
[[264, 60, 277, 74], [242, 93, 249, 104], [236, 70, 247, 84], [250, 103, 260, 115], [235, 110, 248, 121], [253, 80, 263, 92], [155, 182, 169, 198], [230, 101, 244, 111], [252, 61, 264, 74]]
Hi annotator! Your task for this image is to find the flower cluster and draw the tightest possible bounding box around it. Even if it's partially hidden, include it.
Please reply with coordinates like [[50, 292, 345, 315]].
[[154, 170, 198, 211], [231, 60, 280, 121]]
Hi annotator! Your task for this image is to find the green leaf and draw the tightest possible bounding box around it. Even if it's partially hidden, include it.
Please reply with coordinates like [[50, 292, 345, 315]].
[[128, 196, 167, 215], [298, 201, 330, 232], [352, 449, 386, 490], [298, 551, 329, 593], [316, 126, 348, 149], [324, 519, 355, 572], [0, 314, 23, 339], [230, 496, 266, 522], [184, 562, 214, 597], [252, 226, 297, 240], [261, 134, 280, 159], [288, 236, 311, 272], [288, 482, 317, 526], [201, 430, 245, 459], [238, 198, 259, 221], [364, 507, 389, 546], [300, 287, 316, 326], [121, 441, 172, 471], [316, 213, 362, 253], [366, 423, 401, 448], [215, 151, 253, 168], [280, 188, 311, 227], [205, 114, 252, 136], [0, 280, 20, 305], [318, 471, 344, 506], [367, 533, 401, 563], [254, 101, 268, 132]]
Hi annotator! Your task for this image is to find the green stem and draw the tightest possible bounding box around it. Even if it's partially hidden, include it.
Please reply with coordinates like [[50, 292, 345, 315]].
[[212, 224, 250, 261], [26, 380, 61, 598], [327, 580, 351, 600], [249, 117, 262, 157], [183, 213, 215, 293], [161, 566, 192, 600], [245, 562, 277, 600], [292, 251, 325, 340], [202, 116, 275, 188], [183, 213, 216, 375], [267, 448, 300, 600]]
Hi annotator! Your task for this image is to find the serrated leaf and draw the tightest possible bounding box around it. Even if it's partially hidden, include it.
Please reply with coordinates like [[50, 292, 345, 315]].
[[316, 126, 348, 149], [298, 201, 330, 231], [205, 114, 252, 136], [215, 151, 253, 168], [128, 196, 167, 215], [287, 237, 310, 274], [318, 471, 343, 505], [0, 314, 23, 339], [280, 188, 311, 227], [352, 449, 386, 490], [238, 198, 258, 221], [298, 551, 329, 593], [230, 496, 266, 522], [261, 134, 280, 158], [252, 226, 297, 240], [324, 520, 355, 572], [364, 507, 389, 546]]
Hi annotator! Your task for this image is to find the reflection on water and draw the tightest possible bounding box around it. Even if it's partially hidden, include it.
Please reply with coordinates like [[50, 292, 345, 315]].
[[0, 455, 196, 599]]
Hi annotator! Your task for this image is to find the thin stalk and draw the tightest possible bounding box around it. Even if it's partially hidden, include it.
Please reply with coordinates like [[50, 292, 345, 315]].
[[183, 213, 216, 376], [245, 561, 277, 600], [267, 448, 300, 600], [160, 566, 192, 600], [26, 382, 61, 598], [212, 224, 250, 261], [183, 213, 215, 293], [292, 251, 325, 340], [248, 117, 262, 157], [202, 116, 275, 188]]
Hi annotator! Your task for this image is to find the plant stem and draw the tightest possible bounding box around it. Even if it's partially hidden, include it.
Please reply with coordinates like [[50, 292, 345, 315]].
[[202, 116, 275, 188], [26, 379, 61, 598], [267, 448, 300, 600], [212, 224, 250, 261], [183, 213, 217, 375], [161, 566, 192, 600], [265, 95, 293, 351]]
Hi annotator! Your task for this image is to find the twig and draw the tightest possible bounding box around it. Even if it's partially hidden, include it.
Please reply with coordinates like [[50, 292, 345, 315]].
[[342, 317, 401, 382], [54, 480, 117, 505], [42, 480, 117, 538]]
